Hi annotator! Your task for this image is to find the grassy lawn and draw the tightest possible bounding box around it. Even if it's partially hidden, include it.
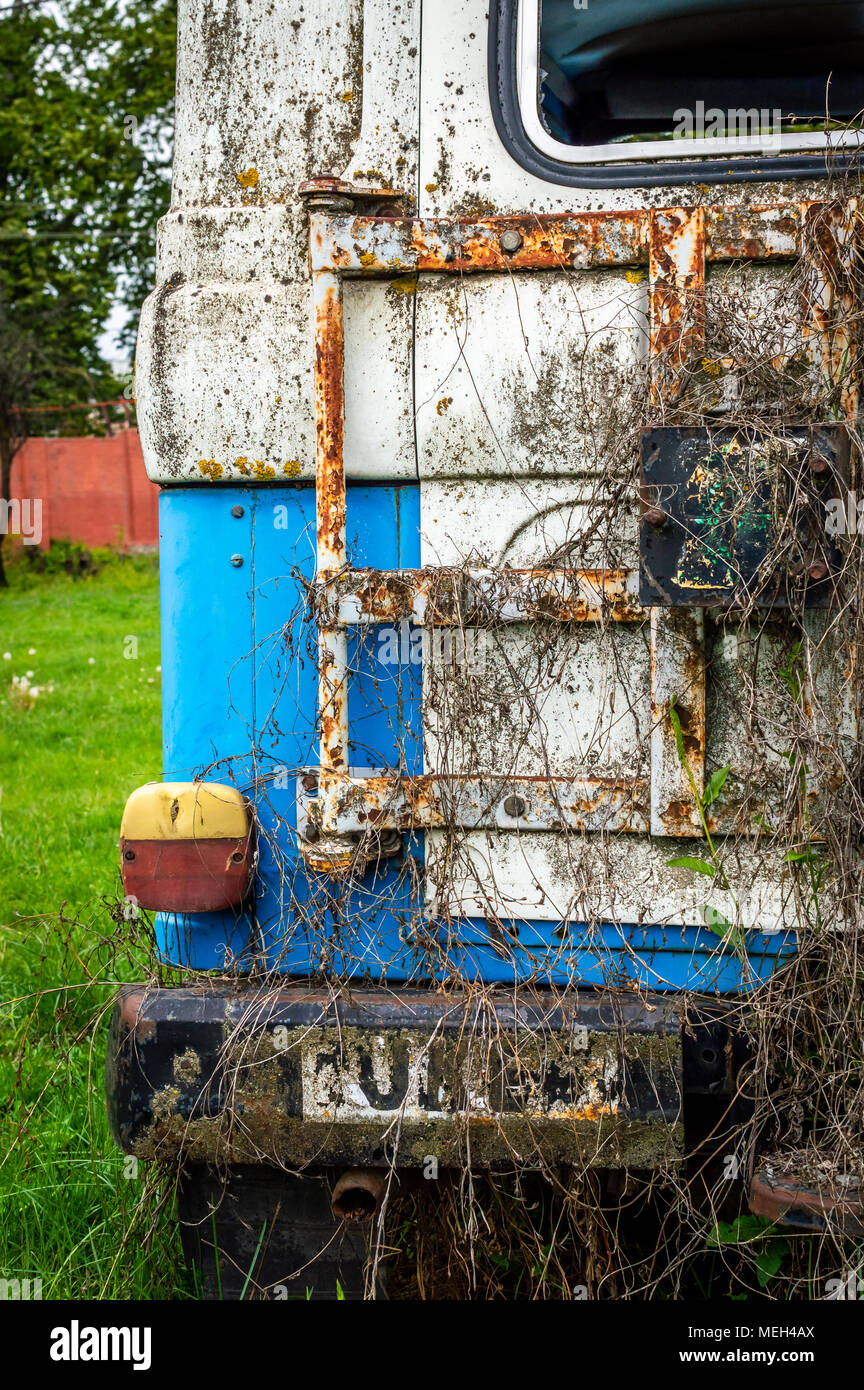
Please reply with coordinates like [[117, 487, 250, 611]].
[[0, 550, 190, 1299]]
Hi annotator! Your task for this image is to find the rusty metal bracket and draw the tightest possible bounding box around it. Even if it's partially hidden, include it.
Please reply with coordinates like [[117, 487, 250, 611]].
[[301, 185, 860, 860], [307, 202, 816, 277], [298, 769, 650, 839], [313, 567, 644, 627]]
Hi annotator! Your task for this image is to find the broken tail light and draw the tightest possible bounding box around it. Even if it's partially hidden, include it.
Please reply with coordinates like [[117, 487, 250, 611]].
[[120, 782, 253, 912]]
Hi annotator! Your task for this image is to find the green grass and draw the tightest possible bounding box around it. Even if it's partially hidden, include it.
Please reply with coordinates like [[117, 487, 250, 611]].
[[0, 551, 190, 1299]]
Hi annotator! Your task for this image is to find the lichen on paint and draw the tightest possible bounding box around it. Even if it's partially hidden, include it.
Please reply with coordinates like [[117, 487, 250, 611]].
[[390, 275, 418, 296]]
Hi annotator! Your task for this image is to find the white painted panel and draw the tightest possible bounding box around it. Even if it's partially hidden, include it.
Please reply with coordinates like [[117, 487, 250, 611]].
[[426, 833, 799, 935], [421, 479, 638, 570], [137, 277, 417, 484], [137, 280, 314, 484], [172, 0, 365, 208], [423, 623, 651, 781], [343, 279, 417, 480], [339, 0, 422, 192], [415, 270, 648, 481], [137, 0, 422, 485]]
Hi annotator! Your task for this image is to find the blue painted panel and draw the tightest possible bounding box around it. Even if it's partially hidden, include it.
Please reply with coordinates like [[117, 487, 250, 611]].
[[156, 483, 425, 974], [155, 483, 797, 990]]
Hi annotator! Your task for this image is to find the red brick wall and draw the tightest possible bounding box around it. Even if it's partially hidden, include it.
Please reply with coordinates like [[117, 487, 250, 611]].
[[10, 430, 158, 551]]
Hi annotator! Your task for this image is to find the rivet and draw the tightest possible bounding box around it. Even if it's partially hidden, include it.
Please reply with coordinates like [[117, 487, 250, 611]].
[[231, 504, 245, 518], [499, 229, 523, 255], [503, 794, 527, 818], [230, 554, 244, 567]]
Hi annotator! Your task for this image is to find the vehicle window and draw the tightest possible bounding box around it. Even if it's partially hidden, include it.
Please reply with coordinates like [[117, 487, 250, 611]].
[[523, 0, 864, 165]]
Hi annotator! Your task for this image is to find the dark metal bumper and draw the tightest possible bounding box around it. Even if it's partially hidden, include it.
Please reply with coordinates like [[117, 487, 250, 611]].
[[106, 985, 743, 1170]]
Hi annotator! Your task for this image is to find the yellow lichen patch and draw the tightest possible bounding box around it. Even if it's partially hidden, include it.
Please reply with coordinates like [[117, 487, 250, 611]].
[[425, 182, 438, 193], [390, 275, 417, 296], [700, 358, 723, 377], [625, 268, 647, 284], [341, 89, 354, 102], [436, 397, 453, 416], [234, 456, 251, 476], [359, 252, 377, 267], [282, 460, 301, 478], [236, 167, 259, 189], [198, 458, 224, 480], [252, 460, 275, 479]]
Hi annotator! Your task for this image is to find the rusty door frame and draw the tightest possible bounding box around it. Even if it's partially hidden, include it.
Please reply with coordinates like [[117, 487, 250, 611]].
[[297, 181, 860, 864]]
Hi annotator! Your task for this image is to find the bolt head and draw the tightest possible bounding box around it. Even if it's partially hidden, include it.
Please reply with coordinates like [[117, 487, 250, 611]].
[[231, 504, 245, 518], [503, 794, 528, 818], [643, 508, 667, 528], [230, 553, 244, 567], [807, 561, 830, 582], [499, 229, 523, 255]]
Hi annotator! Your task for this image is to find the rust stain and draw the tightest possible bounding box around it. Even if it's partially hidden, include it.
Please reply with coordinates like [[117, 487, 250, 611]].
[[649, 207, 706, 406], [801, 200, 860, 422], [704, 203, 803, 260], [311, 265, 350, 787], [411, 212, 648, 273], [118, 987, 156, 1042], [313, 277, 346, 571], [318, 567, 645, 626]]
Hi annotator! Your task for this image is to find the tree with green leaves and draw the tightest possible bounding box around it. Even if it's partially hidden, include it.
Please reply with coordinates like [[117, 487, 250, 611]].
[[0, 0, 176, 584]]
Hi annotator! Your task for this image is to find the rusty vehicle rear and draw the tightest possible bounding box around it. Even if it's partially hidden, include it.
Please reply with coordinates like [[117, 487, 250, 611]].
[[107, 0, 864, 1297]]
